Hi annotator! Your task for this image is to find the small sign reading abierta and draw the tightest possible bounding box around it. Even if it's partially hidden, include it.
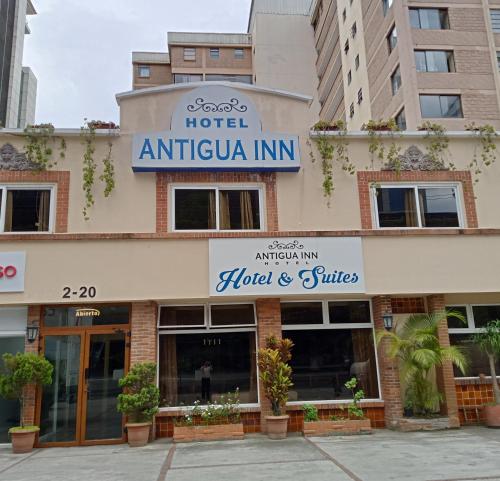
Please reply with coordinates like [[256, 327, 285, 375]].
[[209, 238, 365, 296]]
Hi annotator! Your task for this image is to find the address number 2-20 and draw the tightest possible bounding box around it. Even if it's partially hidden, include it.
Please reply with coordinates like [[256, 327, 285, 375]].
[[62, 286, 97, 299]]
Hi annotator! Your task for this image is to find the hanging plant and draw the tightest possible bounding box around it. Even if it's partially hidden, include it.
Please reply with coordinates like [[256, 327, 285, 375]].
[[362, 119, 400, 170], [418, 121, 449, 167], [465, 123, 498, 185], [100, 140, 115, 197], [80, 120, 97, 220], [309, 120, 352, 201], [23, 123, 66, 170]]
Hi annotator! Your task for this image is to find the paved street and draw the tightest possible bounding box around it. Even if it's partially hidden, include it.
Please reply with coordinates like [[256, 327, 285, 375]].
[[0, 427, 499, 481]]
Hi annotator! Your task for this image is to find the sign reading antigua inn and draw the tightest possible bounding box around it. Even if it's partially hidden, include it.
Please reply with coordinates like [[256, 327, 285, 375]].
[[209, 238, 365, 296], [132, 85, 301, 172]]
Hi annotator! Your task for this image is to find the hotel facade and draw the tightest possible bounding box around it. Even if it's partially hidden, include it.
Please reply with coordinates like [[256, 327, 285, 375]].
[[0, 0, 499, 447]]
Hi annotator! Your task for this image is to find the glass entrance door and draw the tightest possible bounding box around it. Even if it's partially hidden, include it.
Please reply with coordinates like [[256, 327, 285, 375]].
[[38, 329, 128, 446]]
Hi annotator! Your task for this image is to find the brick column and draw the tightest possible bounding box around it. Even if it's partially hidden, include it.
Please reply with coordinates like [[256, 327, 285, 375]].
[[427, 294, 460, 428], [130, 302, 158, 366], [23, 305, 41, 427], [372, 296, 403, 428], [255, 298, 282, 433]]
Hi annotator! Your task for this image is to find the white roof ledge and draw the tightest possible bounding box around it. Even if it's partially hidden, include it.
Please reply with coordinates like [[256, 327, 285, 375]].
[[115, 81, 313, 105]]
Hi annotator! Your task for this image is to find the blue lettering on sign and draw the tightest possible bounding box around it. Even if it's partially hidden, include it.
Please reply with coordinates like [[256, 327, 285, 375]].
[[216, 267, 273, 293], [298, 266, 359, 290], [139, 138, 155, 160]]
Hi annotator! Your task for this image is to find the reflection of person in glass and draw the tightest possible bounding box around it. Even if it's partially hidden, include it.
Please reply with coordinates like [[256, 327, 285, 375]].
[[200, 361, 212, 402]]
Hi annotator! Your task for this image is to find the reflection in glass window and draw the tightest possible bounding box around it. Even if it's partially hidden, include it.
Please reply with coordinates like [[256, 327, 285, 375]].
[[329, 301, 371, 324], [3, 189, 52, 232], [387, 25, 397, 54], [205, 74, 252, 84], [210, 304, 255, 327], [286, 329, 379, 401], [472, 305, 500, 328], [420, 95, 463, 118], [391, 66, 402, 95], [450, 334, 500, 377], [415, 51, 455, 73], [159, 332, 258, 406], [159, 306, 205, 328], [281, 302, 324, 325], [446, 305, 468, 329], [376, 187, 418, 228], [418, 187, 459, 227], [44, 306, 130, 327], [410, 8, 449, 29]]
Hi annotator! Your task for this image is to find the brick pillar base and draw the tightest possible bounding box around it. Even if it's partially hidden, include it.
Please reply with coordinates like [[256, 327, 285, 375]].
[[23, 306, 41, 427], [373, 296, 403, 428], [130, 302, 158, 366], [255, 298, 282, 433], [427, 295, 460, 428]]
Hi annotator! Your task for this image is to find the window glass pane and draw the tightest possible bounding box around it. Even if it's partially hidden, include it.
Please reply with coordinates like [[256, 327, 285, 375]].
[[234, 49, 244, 58], [44, 306, 129, 327], [0, 336, 24, 443], [175, 189, 216, 230], [328, 301, 371, 324], [409, 9, 420, 28], [286, 329, 379, 401], [391, 66, 401, 95], [138, 66, 150, 78], [159, 306, 205, 328], [395, 109, 407, 130], [387, 26, 397, 53], [450, 334, 500, 377], [281, 302, 324, 325], [415, 51, 427, 72], [5, 189, 51, 232], [173, 74, 203, 83], [210, 304, 255, 326], [209, 48, 219, 58], [425, 51, 449, 72], [219, 190, 260, 230], [205, 74, 253, 84], [440, 95, 462, 118], [493, 11, 500, 33], [159, 332, 258, 406], [418, 187, 459, 227], [376, 187, 418, 227], [472, 305, 500, 328], [420, 95, 442, 118], [419, 9, 441, 29], [446, 305, 468, 329]]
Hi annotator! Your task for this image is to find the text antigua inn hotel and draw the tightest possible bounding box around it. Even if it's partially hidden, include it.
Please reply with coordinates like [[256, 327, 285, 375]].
[[1, 2, 500, 447]]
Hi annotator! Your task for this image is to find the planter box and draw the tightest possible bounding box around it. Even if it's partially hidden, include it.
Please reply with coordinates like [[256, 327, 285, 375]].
[[396, 416, 456, 432], [173, 423, 244, 443], [303, 419, 372, 437]]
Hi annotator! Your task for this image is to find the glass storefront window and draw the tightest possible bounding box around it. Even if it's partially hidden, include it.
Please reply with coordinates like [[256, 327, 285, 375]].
[[281, 302, 323, 325], [285, 329, 379, 401], [210, 304, 255, 327], [44, 306, 130, 327], [450, 334, 500, 377], [158, 331, 258, 406], [328, 301, 371, 324], [159, 306, 205, 328]]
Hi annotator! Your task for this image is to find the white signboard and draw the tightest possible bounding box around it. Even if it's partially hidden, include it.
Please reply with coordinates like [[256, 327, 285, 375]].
[[132, 85, 301, 172], [209, 238, 365, 296], [0, 252, 26, 293]]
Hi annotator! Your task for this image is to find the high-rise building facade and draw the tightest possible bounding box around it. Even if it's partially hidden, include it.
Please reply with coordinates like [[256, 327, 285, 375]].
[[0, 0, 37, 129]]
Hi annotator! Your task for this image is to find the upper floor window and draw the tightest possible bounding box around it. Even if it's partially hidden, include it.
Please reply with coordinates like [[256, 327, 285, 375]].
[[349, 102, 355, 118], [355, 54, 360, 70], [0, 186, 53, 233], [173, 74, 203, 84], [497, 51, 500, 69], [387, 25, 397, 54], [382, 0, 393, 16], [357, 88, 363, 104], [395, 108, 406, 130], [491, 10, 500, 32], [137, 65, 150, 78], [351, 22, 357, 38], [415, 50, 455, 72], [373, 184, 461, 228], [347, 70, 352, 85], [410, 8, 449, 30], [391, 66, 402, 95], [172, 187, 262, 231], [205, 74, 253, 84], [234, 48, 245, 59], [420, 94, 463, 118], [344, 39, 349, 54], [183, 48, 196, 61], [209, 48, 220, 59], [342, 8, 346, 22]]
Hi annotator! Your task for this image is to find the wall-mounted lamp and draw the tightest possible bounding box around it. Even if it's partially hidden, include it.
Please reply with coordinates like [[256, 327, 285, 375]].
[[26, 324, 39, 343], [382, 313, 394, 331]]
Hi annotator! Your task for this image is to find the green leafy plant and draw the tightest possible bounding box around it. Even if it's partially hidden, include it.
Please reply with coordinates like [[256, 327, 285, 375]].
[[258, 335, 294, 416], [377, 311, 468, 416], [117, 362, 160, 424], [466, 123, 498, 185], [23, 123, 66, 170], [100, 140, 115, 198], [344, 377, 366, 419], [472, 319, 500, 405], [81, 120, 97, 220], [362, 119, 400, 169], [0, 353, 53, 430], [302, 403, 319, 422], [418, 121, 449, 167]]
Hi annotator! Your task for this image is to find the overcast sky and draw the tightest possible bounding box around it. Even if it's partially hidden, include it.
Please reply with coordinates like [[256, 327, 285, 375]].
[[23, 0, 252, 127]]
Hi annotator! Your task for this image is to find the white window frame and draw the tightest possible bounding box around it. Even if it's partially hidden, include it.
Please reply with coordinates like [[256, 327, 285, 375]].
[[170, 184, 265, 233], [281, 298, 382, 405], [137, 65, 150, 78], [371, 182, 464, 230], [0, 184, 56, 234], [447, 303, 500, 380], [157, 302, 259, 410]]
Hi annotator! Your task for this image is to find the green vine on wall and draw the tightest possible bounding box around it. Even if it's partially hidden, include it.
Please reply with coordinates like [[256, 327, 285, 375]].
[[100, 140, 115, 197], [23, 123, 66, 170], [362, 119, 401, 172], [466, 123, 498, 185], [418, 121, 450, 167], [80, 120, 97, 220]]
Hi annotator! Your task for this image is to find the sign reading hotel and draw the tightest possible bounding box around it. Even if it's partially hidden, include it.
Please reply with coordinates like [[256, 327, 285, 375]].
[[209, 238, 365, 296], [132, 85, 300, 172], [0, 252, 26, 293]]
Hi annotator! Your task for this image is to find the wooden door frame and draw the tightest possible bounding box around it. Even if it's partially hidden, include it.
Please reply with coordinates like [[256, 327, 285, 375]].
[[36, 307, 131, 448]]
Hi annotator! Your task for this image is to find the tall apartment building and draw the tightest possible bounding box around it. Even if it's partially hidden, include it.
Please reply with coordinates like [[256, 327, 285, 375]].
[[0, 0, 37, 128], [312, 0, 500, 130]]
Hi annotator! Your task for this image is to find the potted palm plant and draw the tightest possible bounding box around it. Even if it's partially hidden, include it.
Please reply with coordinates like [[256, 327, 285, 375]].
[[378, 311, 468, 419], [117, 362, 160, 447], [257, 336, 293, 439], [472, 319, 500, 427], [0, 352, 53, 453]]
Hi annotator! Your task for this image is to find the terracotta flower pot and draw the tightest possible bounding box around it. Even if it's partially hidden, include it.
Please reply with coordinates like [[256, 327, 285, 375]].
[[266, 415, 289, 439], [10, 427, 39, 454], [126, 422, 151, 447], [484, 405, 500, 428]]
